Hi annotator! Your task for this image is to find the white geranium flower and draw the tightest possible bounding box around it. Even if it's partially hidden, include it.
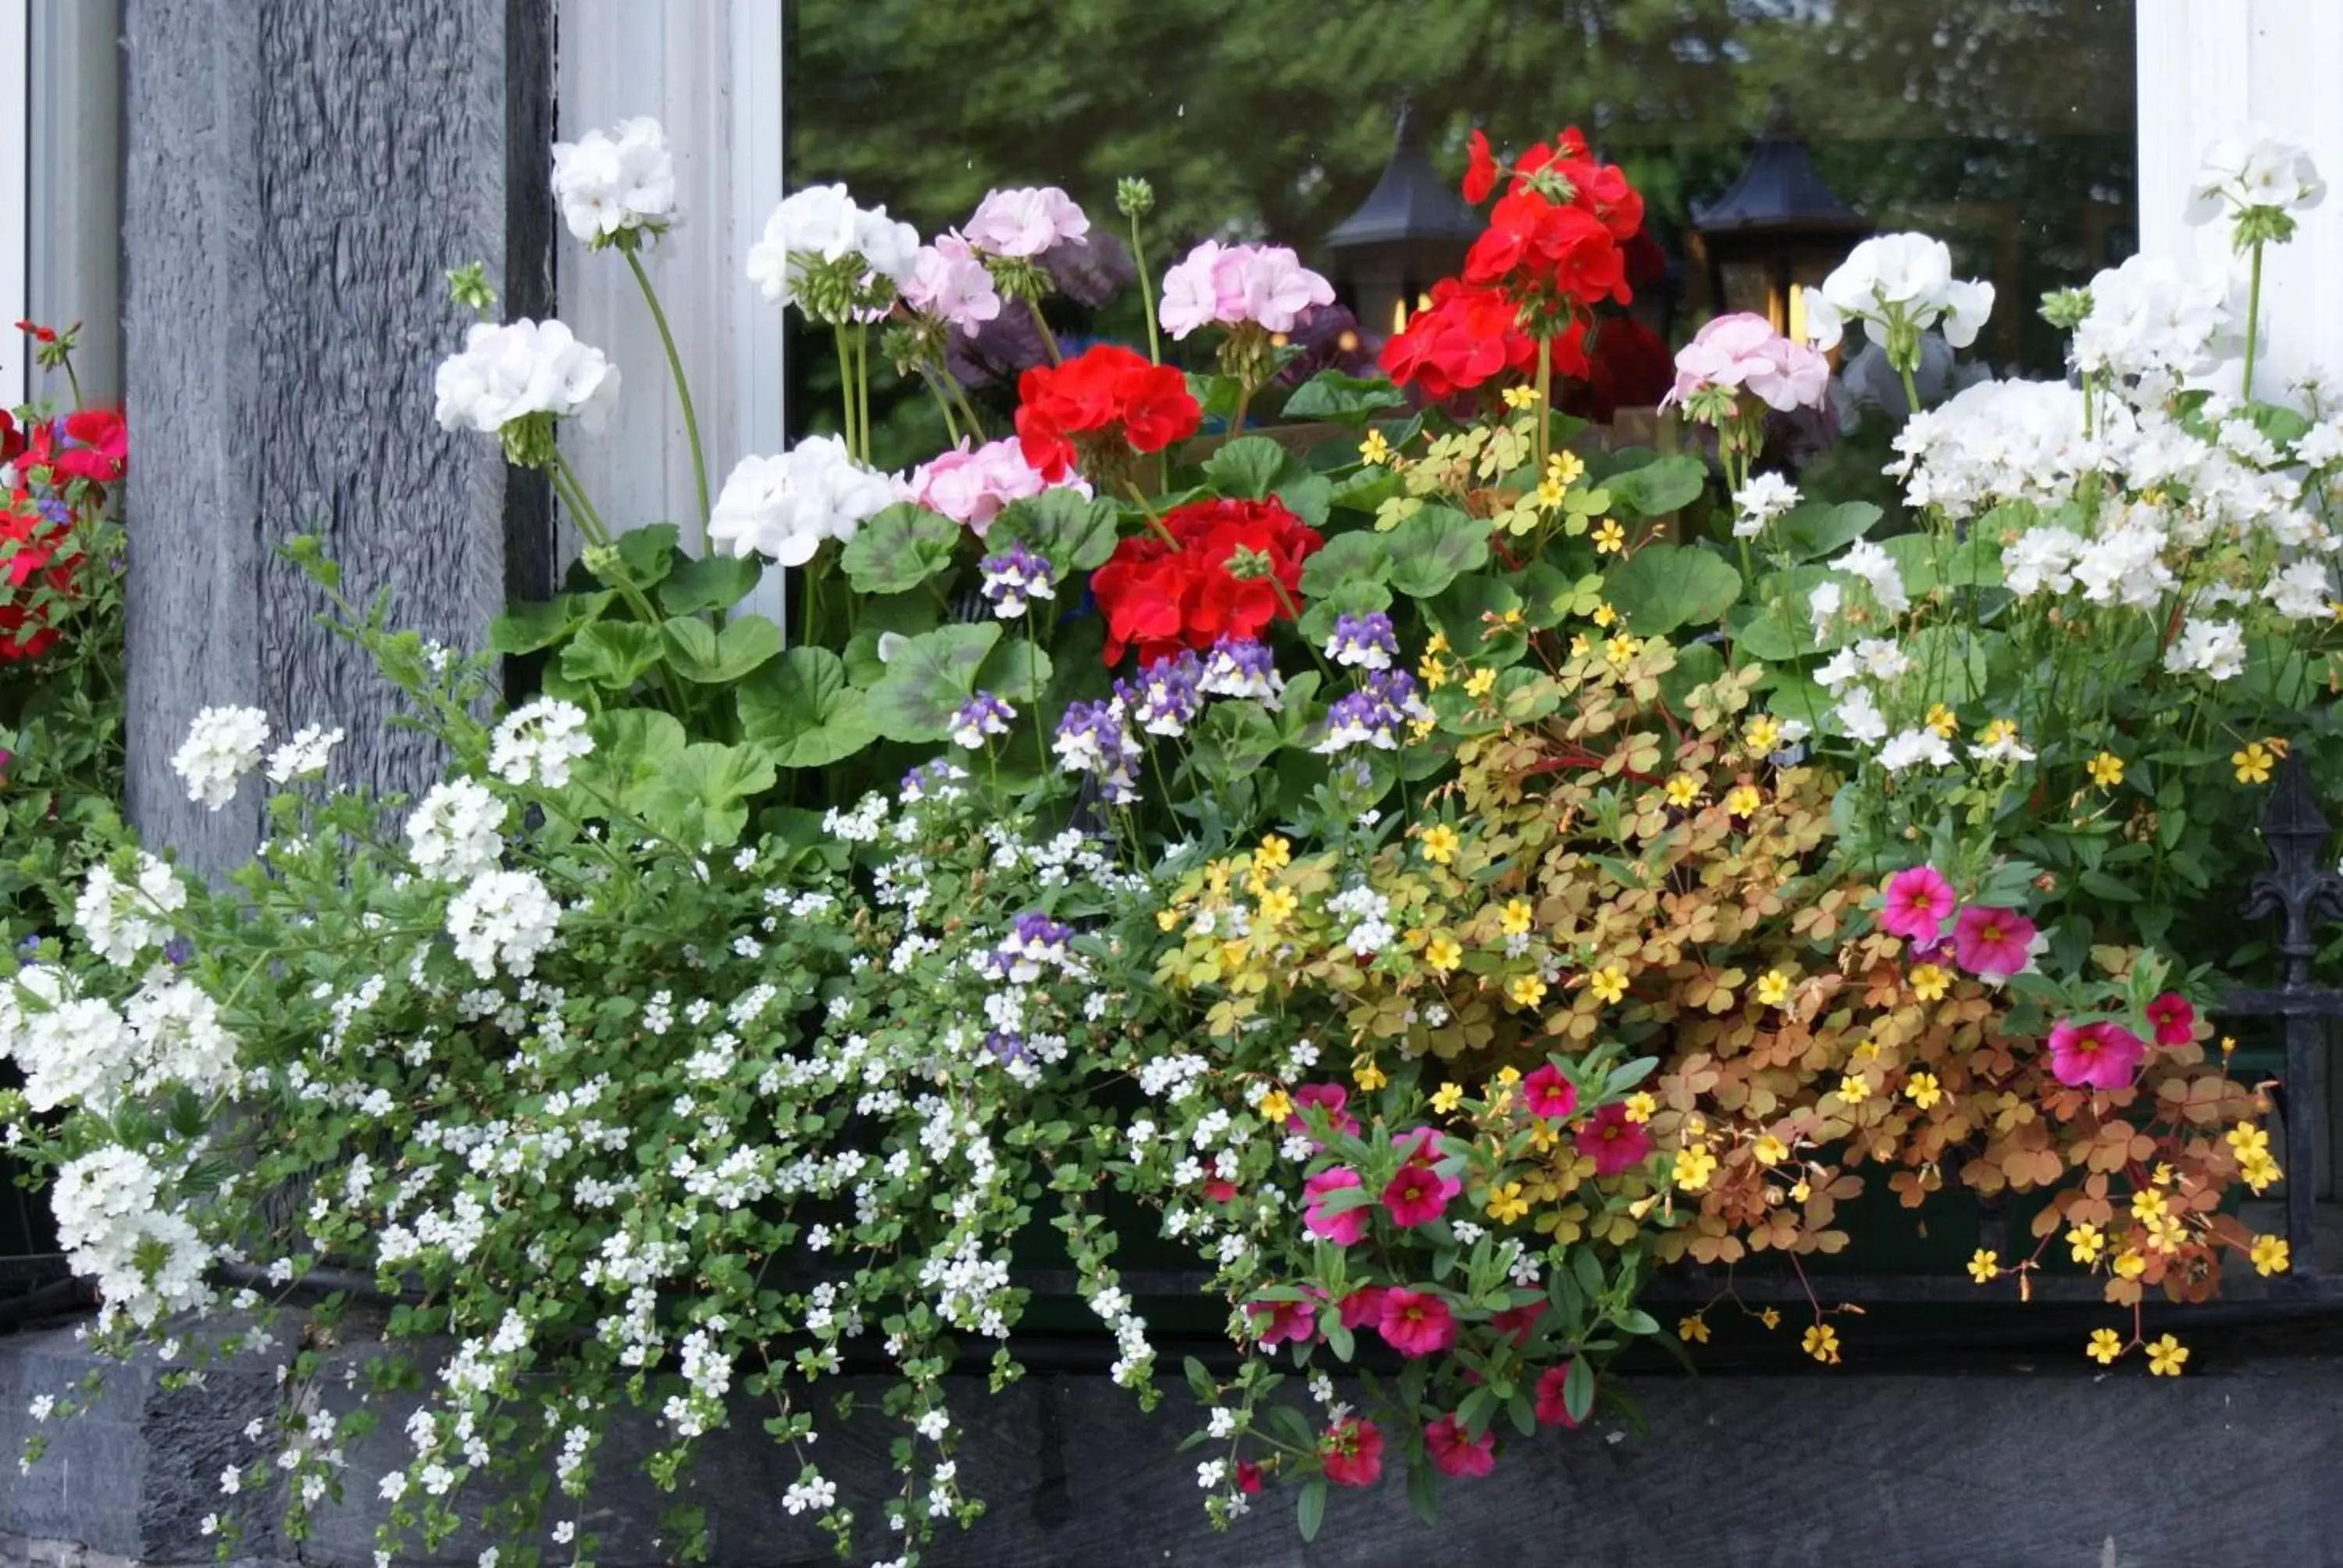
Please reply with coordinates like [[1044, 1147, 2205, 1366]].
[[1832, 685, 1888, 744], [551, 117, 677, 246], [1834, 540, 1911, 616], [172, 706, 270, 811], [433, 320, 619, 437], [707, 437, 896, 566], [1731, 472, 1799, 539], [2161, 616, 2248, 681], [1803, 233, 1994, 353], [1878, 727, 1955, 774], [2002, 526, 2084, 599], [746, 184, 919, 311], [2185, 125, 2325, 226], [2266, 558, 2334, 620], [2072, 253, 2237, 382]]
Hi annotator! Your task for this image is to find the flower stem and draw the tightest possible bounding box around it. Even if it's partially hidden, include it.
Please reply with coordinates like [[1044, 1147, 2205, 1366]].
[[856, 324, 875, 465], [624, 249, 711, 530], [2243, 237, 2266, 401], [1898, 361, 1922, 423], [923, 369, 963, 446], [1534, 335, 1554, 476], [1130, 213, 1162, 366], [1026, 298, 1064, 365], [834, 324, 858, 455]]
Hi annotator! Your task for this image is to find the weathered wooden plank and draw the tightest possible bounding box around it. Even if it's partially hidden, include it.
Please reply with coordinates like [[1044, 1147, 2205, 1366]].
[[121, 0, 555, 871]]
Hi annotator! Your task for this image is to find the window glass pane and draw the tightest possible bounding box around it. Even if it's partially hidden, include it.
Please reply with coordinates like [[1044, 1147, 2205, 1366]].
[[785, 0, 2135, 465]]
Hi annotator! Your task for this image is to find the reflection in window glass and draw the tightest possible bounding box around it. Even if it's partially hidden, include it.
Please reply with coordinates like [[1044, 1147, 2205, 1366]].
[[785, 0, 2135, 468]]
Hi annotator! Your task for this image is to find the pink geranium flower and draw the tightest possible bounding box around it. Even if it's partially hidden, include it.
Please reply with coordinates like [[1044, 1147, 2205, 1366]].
[[1522, 1064, 1578, 1121], [1660, 312, 1831, 414], [1246, 1295, 1318, 1349], [1377, 1288, 1457, 1358], [964, 185, 1089, 258], [1881, 866, 1958, 943], [1337, 1285, 1387, 1331], [1288, 1082, 1359, 1144], [1382, 1162, 1452, 1227], [1321, 1417, 1385, 1488], [1575, 1103, 1652, 1178], [899, 231, 1001, 334], [1303, 1167, 1369, 1246], [2047, 1017, 2148, 1090], [908, 436, 1088, 535], [1534, 1363, 1584, 1427], [1158, 241, 1335, 339], [2145, 992, 2196, 1046], [1951, 905, 2038, 983], [1425, 1413, 1496, 1478]]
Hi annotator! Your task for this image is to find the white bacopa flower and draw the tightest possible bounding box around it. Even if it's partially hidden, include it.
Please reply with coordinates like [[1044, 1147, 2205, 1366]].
[[173, 705, 269, 811], [1803, 233, 1994, 354], [433, 319, 619, 437], [445, 868, 562, 980], [550, 116, 676, 246], [1731, 472, 1799, 539], [265, 724, 344, 785], [407, 778, 508, 882], [707, 437, 897, 566], [2185, 125, 2325, 226], [489, 698, 594, 789]]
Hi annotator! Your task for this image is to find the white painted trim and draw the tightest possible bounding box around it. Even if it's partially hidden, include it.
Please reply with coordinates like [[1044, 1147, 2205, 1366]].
[[0, 0, 28, 410], [2138, 0, 2343, 397], [555, 0, 787, 620]]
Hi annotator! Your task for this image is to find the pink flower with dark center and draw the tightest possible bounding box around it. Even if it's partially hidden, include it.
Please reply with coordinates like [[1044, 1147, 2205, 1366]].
[[2047, 1017, 2148, 1090], [1575, 1103, 1652, 1178], [1534, 1363, 1584, 1427], [1303, 1167, 1370, 1246], [2145, 992, 2196, 1047], [1337, 1285, 1387, 1331], [964, 186, 1089, 258], [1288, 1082, 1359, 1144], [1522, 1064, 1578, 1121], [1660, 312, 1831, 414], [1881, 866, 1958, 943], [1321, 1417, 1384, 1488], [1377, 1288, 1457, 1358], [1246, 1295, 1318, 1349], [1951, 904, 2038, 983], [1425, 1413, 1496, 1477], [1490, 1303, 1542, 1345], [1382, 1162, 1450, 1227]]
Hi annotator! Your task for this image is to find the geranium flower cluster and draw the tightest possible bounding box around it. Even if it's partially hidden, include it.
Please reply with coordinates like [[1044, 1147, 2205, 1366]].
[[1088, 496, 1321, 665]]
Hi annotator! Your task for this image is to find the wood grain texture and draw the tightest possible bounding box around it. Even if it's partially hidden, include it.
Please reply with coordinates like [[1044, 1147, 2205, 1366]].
[[122, 0, 555, 872]]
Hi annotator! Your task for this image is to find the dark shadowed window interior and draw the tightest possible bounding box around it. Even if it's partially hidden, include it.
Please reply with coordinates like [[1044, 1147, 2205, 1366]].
[[783, 0, 2137, 469]]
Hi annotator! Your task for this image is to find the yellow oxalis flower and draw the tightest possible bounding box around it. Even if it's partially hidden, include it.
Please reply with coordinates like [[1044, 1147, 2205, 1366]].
[[2087, 750, 2125, 788], [2146, 1333, 2188, 1377], [1257, 1089, 1293, 1124], [1502, 384, 1539, 410], [1664, 775, 1703, 808], [1499, 898, 1534, 937], [1508, 974, 1550, 1009], [1924, 703, 1959, 738], [2130, 1188, 2168, 1222], [1256, 887, 1298, 926], [1359, 429, 1392, 465], [1255, 835, 1292, 870], [1678, 1315, 1710, 1345], [1588, 965, 1628, 1004], [1591, 602, 1618, 629], [1966, 1249, 1998, 1285], [1547, 450, 1584, 486], [1753, 1133, 1788, 1166], [1485, 1181, 1529, 1224], [1420, 823, 1460, 865], [1593, 518, 1626, 554], [2067, 1224, 2104, 1264], [1604, 633, 1640, 666], [2113, 1248, 2146, 1280], [1725, 783, 1763, 816], [1760, 1307, 1781, 1331], [2233, 742, 2274, 784], [1836, 1073, 1870, 1105], [1673, 1145, 1718, 1192], [1425, 934, 1463, 973], [1906, 1071, 1943, 1110], [1624, 1091, 1657, 1124], [1353, 1061, 1388, 1092], [1464, 667, 1497, 700], [2252, 1235, 2291, 1276], [1430, 1082, 1464, 1115], [1743, 715, 1781, 754], [1909, 963, 1950, 1001], [1802, 1323, 1841, 1363], [1754, 970, 1790, 1007], [2086, 1328, 2124, 1365], [2227, 1121, 2270, 1159]]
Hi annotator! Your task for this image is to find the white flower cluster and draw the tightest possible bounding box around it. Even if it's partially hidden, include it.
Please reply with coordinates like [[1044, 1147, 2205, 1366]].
[[73, 851, 185, 968], [746, 183, 919, 313], [2185, 125, 2326, 226], [1888, 378, 2099, 522], [1803, 233, 1994, 355], [2071, 253, 2237, 384], [707, 436, 897, 566], [407, 778, 508, 881], [445, 868, 562, 980], [489, 698, 594, 789], [433, 319, 619, 437], [172, 705, 269, 811], [551, 116, 676, 247], [50, 1147, 212, 1328], [265, 724, 344, 785]]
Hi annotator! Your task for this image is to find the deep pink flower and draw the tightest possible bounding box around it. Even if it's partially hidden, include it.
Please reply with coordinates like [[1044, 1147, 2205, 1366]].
[[1288, 1082, 1358, 1144], [2145, 992, 2197, 1047], [1491, 1303, 1542, 1345], [1389, 1124, 1446, 1164], [2047, 1017, 2148, 1091], [1236, 1459, 1263, 1494], [1425, 1413, 1496, 1478], [1382, 1163, 1451, 1227], [1660, 312, 1830, 414], [1321, 1417, 1385, 1488], [1534, 1363, 1584, 1427], [1303, 1167, 1370, 1246], [1575, 1103, 1652, 1178], [1951, 905, 2038, 983], [1337, 1285, 1387, 1331], [1246, 1295, 1319, 1349], [1522, 1064, 1578, 1121], [1377, 1288, 1457, 1358], [1202, 1175, 1237, 1204], [1881, 866, 1958, 943]]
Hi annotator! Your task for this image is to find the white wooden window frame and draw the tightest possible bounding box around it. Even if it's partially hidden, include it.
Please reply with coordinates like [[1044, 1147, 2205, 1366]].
[[1, 0, 27, 410], [6, 1, 122, 412]]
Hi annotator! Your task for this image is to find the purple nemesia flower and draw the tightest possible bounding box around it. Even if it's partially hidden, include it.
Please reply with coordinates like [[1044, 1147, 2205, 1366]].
[[949, 690, 1017, 750], [1325, 611, 1399, 670], [979, 542, 1057, 618], [988, 911, 1076, 982], [984, 1029, 1030, 1064], [35, 499, 66, 525], [1315, 669, 1432, 754], [16, 934, 40, 959], [1116, 650, 1204, 737], [162, 935, 194, 968], [900, 758, 968, 803], [1200, 635, 1285, 710], [1052, 697, 1143, 805]]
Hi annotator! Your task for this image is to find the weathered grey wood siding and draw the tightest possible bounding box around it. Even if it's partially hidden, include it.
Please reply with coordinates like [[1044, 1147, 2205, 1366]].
[[122, 0, 555, 870]]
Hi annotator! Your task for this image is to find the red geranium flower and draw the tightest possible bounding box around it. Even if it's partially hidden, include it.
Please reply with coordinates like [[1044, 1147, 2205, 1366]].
[[0, 497, 80, 660], [1378, 279, 1540, 399], [1320, 1417, 1384, 1488], [1466, 192, 1626, 306], [49, 408, 127, 486], [1088, 496, 1320, 665], [1462, 129, 1500, 205], [0, 411, 22, 468], [1013, 344, 1199, 481]]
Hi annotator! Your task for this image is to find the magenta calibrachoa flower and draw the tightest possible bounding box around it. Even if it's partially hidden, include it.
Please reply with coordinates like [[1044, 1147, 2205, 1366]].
[[1286, 1082, 1358, 1143], [2145, 992, 2198, 1046], [1302, 1167, 1369, 1245], [1376, 1288, 1457, 1358], [1246, 1295, 1318, 1349], [1534, 1364, 1584, 1428], [1521, 1064, 1578, 1121], [1950, 904, 2038, 983], [1575, 1103, 1651, 1178], [2047, 1017, 2149, 1090], [1424, 1413, 1496, 1478], [1880, 865, 1958, 943], [1320, 1418, 1385, 1488]]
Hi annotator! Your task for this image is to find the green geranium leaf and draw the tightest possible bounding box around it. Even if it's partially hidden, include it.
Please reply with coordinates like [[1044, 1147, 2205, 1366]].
[[578, 708, 686, 800], [1203, 436, 1301, 500], [1189, 700, 1283, 786], [1186, 371, 1242, 423], [735, 647, 882, 768], [1299, 530, 1393, 599], [1385, 505, 1490, 598], [662, 615, 783, 683], [613, 523, 680, 587], [633, 741, 777, 847], [1276, 472, 1334, 527], [489, 591, 616, 656], [867, 623, 1001, 743], [558, 621, 665, 690], [658, 553, 764, 615], [1777, 500, 1880, 562], [975, 638, 1053, 704], [1298, 578, 1394, 644], [1428, 574, 1526, 667], [992, 487, 1123, 575], [840, 503, 962, 596], [1282, 370, 1407, 427], [1606, 543, 1742, 635], [1601, 454, 1706, 519]]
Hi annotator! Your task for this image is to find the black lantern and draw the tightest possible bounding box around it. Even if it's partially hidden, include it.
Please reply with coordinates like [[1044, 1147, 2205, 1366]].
[[1324, 103, 1480, 340], [1689, 98, 1869, 341]]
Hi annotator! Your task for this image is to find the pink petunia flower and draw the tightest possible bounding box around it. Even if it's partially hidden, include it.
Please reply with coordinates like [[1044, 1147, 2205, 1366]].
[[2145, 992, 2196, 1047], [1575, 1103, 1652, 1178], [2046, 1017, 2148, 1090], [1288, 1082, 1359, 1144], [1303, 1167, 1370, 1246], [1382, 1162, 1451, 1227], [1377, 1288, 1457, 1358], [1534, 1363, 1584, 1427], [964, 186, 1089, 258], [1522, 1064, 1578, 1121], [1490, 1303, 1542, 1345], [1425, 1413, 1496, 1478], [1337, 1285, 1387, 1331], [1881, 866, 1958, 943], [1246, 1295, 1318, 1349], [1660, 312, 1831, 415], [1236, 1459, 1263, 1494], [1321, 1417, 1385, 1488], [1951, 905, 2038, 983]]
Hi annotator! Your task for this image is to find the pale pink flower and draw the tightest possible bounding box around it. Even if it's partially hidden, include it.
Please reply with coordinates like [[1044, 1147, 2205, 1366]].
[[1663, 312, 1831, 414], [965, 186, 1090, 258], [908, 437, 1090, 536], [1158, 241, 1334, 339], [1158, 241, 1232, 340], [900, 233, 1001, 335], [1230, 245, 1334, 333]]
